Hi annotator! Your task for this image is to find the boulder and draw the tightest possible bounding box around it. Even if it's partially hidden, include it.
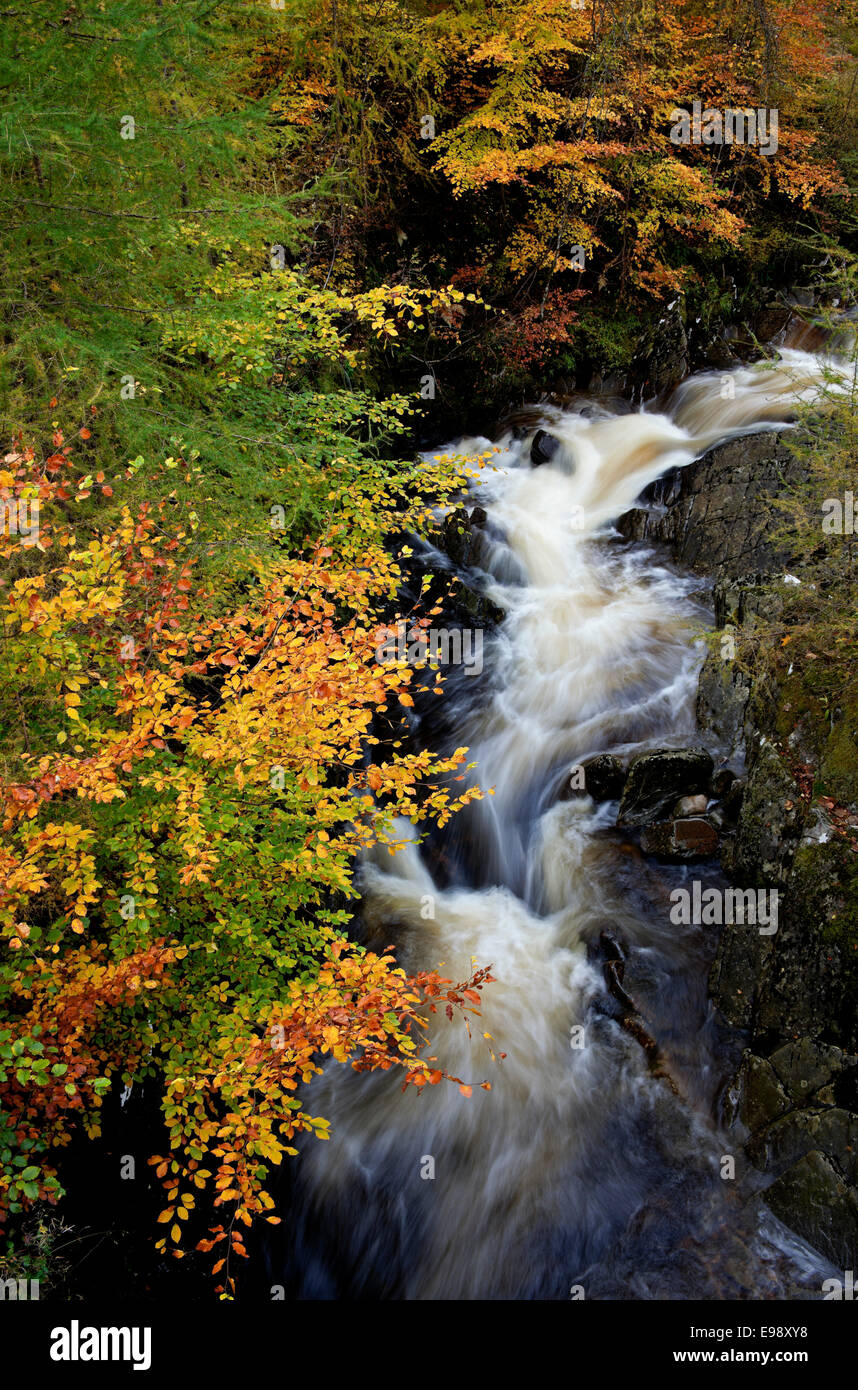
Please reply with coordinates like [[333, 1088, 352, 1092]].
[[530, 430, 560, 467], [710, 767, 737, 799], [709, 917, 775, 1029], [754, 836, 858, 1050], [441, 506, 479, 569], [736, 1052, 790, 1133], [712, 834, 858, 1048], [696, 650, 753, 754], [583, 753, 625, 802], [640, 817, 719, 861], [753, 299, 793, 345], [618, 747, 714, 826]]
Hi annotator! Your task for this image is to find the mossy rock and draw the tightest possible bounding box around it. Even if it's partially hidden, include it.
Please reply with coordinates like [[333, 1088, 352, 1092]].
[[732, 742, 806, 887], [819, 694, 858, 808], [754, 837, 858, 1051], [765, 1150, 858, 1268]]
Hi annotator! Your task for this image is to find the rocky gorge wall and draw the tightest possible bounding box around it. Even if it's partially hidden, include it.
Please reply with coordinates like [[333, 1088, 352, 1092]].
[[619, 428, 858, 1269]]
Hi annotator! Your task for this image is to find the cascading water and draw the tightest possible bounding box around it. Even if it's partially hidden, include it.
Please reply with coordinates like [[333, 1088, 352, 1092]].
[[269, 348, 846, 1300]]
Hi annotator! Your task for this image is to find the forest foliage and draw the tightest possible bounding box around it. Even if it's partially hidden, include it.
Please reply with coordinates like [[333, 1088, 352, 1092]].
[[257, 0, 858, 390], [1, 0, 857, 1295]]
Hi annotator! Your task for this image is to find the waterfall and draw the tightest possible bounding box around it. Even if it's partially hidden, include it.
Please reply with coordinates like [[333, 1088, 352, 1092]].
[[269, 347, 845, 1300]]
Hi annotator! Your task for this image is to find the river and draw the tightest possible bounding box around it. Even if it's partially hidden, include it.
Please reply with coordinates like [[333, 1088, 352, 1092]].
[[267, 346, 844, 1300]]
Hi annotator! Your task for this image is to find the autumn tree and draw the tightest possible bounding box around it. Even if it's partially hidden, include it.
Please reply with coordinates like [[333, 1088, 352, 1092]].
[[0, 1, 494, 1295]]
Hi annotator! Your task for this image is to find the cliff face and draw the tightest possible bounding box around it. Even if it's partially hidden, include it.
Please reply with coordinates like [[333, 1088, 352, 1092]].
[[619, 429, 858, 1269], [617, 430, 802, 577]]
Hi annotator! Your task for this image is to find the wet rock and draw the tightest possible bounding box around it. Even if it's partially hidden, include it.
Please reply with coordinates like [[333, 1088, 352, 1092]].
[[430, 507, 505, 626], [750, 1108, 858, 1187], [641, 817, 719, 861], [712, 575, 787, 632], [632, 299, 689, 397], [696, 650, 753, 754], [697, 580, 790, 754], [618, 747, 714, 826], [710, 767, 737, 799], [530, 429, 560, 467], [754, 836, 858, 1051], [561, 753, 625, 803], [699, 334, 742, 371], [615, 506, 651, 544], [722, 776, 746, 821], [453, 578, 505, 628], [709, 916, 776, 1030], [714, 831, 858, 1054], [726, 1039, 858, 1272], [769, 1039, 857, 1103], [599, 932, 678, 1092], [616, 432, 803, 578], [753, 299, 793, 345], [736, 1052, 790, 1133], [583, 753, 625, 802], [708, 774, 743, 837], [673, 793, 708, 816], [657, 411, 858, 1265], [441, 506, 479, 569], [764, 1150, 858, 1268], [731, 742, 806, 888]]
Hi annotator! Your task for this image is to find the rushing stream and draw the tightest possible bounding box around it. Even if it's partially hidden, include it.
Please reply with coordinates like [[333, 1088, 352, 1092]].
[[269, 346, 845, 1300]]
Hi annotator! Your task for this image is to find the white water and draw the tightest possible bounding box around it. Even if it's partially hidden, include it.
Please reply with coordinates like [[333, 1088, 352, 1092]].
[[275, 347, 846, 1299]]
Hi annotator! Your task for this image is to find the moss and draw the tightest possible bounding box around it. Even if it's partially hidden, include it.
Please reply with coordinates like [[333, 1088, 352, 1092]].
[[772, 663, 830, 757], [790, 838, 858, 950], [820, 696, 858, 807], [770, 651, 858, 810]]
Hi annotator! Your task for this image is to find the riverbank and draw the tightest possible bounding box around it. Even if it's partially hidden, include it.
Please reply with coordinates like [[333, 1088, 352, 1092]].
[[617, 393, 858, 1270]]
